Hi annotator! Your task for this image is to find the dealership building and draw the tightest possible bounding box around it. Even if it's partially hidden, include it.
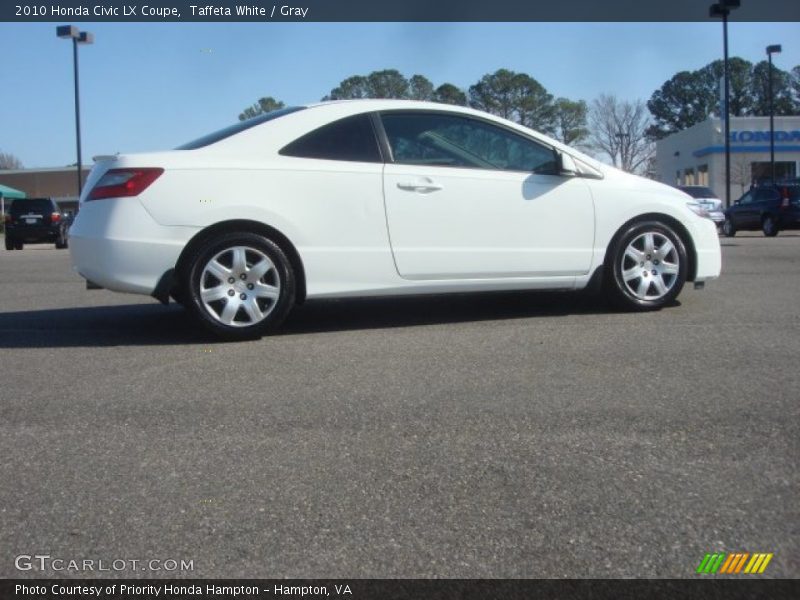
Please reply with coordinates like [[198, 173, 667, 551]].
[[656, 116, 800, 203], [0, 166, 90, 214]]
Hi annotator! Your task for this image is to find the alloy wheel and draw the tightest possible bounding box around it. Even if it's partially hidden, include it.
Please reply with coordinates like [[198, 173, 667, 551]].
[[199, 245, 281, 327], [619, 231, 680, 301]]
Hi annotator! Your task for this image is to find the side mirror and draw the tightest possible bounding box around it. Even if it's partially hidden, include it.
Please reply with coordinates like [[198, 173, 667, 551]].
[[558, 152, 578, 176]]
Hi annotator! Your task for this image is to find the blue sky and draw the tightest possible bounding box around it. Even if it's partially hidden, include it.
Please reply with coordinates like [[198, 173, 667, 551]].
[[1, 22, 798, 168]]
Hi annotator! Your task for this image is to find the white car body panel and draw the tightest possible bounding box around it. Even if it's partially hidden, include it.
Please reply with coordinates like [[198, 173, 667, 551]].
[[383, 165, 595, 279], [69, 99, 721, 301]]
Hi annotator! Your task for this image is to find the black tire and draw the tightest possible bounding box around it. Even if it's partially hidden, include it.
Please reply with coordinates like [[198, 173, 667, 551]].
[[604, 220, 688, 311], [14, 241, 23, 250], [722, 218, 736, 237], [762, 215, 779, 237], [55, 232, 68, 249], [183, 231, 296, 340], [5, 237, 14, 251], [170, 286, 187, 307]]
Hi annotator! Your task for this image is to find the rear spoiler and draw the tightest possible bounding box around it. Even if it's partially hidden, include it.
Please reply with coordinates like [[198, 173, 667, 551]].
[[92, 154, 119, 162]]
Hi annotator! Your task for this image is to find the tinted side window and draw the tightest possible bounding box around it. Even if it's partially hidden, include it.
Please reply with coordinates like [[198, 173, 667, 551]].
[[380, 112, 557, 174], [280, 114, 381, 163], [738, 192, 754, 205], [755, 188, 780, 202]]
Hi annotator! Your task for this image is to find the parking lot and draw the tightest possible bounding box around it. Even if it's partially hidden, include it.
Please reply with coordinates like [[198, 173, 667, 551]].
[[0, 232, 797, 579]]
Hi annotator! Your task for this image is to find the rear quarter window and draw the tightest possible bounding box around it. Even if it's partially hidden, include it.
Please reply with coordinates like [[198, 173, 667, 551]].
[[279, 114, 382, 163]]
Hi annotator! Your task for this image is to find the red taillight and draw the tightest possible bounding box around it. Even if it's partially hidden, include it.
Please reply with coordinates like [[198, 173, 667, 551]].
[[780, 188, 790, 210], [87, 168, 164, 201], [51, 212, 61, 223]]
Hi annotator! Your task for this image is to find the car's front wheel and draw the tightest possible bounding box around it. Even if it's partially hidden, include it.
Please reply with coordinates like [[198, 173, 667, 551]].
[[762, 215, 779, 237], [183, 232, 296, 340], [605, 221, 688, 311], [722, 218, 736, 237], [5, 237, 14, 251]]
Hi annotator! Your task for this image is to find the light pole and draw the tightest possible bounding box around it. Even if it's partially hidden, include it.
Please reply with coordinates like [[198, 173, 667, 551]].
[[709, 0, 740, 209], [57, 25, 93, 199], [766, 44, 782, 184], [615, 132, 630, 171]]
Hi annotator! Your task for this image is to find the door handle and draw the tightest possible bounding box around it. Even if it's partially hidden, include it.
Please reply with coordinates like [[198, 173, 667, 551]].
[[396, 180, 444, 193]]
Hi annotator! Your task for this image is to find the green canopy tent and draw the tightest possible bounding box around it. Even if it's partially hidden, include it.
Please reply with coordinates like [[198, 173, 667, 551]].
[[0, 184, 27, 219]]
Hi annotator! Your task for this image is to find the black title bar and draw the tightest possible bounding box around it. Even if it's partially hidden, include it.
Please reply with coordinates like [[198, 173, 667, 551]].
[[2, 579, 800, 600], [3, 0, 800, 22]]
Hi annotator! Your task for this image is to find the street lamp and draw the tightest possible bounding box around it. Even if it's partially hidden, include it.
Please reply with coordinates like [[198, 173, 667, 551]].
[[766, 44, 782, 184], [709, 0, 740, 208], [57, 25, 93, 199]]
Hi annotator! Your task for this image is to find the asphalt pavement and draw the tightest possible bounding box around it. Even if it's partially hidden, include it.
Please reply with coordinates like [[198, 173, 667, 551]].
[[0, 233, 797, 578]]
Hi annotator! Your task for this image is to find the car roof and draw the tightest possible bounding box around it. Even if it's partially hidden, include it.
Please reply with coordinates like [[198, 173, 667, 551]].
[[304, 98, 477, 111], [300, 99, 535, 129], [159, 98, 607, 177], [754, 181, 800, 189]]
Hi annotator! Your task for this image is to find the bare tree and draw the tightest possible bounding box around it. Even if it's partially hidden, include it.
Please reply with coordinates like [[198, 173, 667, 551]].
[[0, 151, 23, 170], [589, 94, 653, 174], [730, 153, 754, 197]]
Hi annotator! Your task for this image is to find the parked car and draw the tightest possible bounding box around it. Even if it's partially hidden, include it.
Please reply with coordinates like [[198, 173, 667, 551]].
[[677, 186, 725, 226], [5, 198, 70, 250], [722, 182, 800, 237], [69, 100, 721, 339]]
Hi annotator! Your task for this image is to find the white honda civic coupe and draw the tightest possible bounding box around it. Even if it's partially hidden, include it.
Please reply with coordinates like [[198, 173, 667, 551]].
[[70, 100, 721, 339]]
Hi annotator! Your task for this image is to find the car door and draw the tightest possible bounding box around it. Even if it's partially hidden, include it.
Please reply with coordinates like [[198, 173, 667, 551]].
[[755, 187, 781, 220], [730, 191, 756, 228], [379, 111, 595, 280]]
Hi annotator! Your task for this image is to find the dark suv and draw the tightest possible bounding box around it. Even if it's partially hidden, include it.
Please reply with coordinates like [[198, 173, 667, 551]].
[[722, 182, 800, 237], [4, 198, 70, 250]]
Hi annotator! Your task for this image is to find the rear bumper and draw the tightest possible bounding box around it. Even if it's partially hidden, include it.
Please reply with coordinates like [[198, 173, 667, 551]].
[[69, 199, 198, 295], [708, 211, 725, 224], [6, 226, 59, 242]]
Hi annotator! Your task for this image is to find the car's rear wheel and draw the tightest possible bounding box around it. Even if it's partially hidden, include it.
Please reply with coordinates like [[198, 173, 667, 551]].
[[762, 215, 779, 237], [722, 218, 736, 237], [183, 232, 295, 340], [5, 237, 14, 251], [605, 220, 688, 311], [14, 241, 23, 250]]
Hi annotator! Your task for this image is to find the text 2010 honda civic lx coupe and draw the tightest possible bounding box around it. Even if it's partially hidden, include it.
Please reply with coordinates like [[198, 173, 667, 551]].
[[70, 100, 721, 340]]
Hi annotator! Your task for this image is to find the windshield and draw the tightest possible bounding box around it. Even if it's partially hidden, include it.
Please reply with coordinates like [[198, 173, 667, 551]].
[[176, 106, 305, 150], [10, 199, 54, 215]]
